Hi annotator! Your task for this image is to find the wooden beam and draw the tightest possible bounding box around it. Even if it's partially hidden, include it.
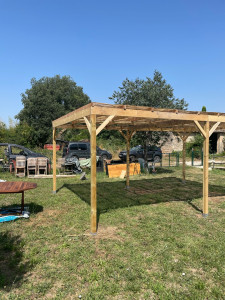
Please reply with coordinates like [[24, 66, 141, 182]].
[[52, 104, 91, 128], [83, 117, 91, 134], [209, 122, 221, 137], [194, 121, 206, 138], [108, 126, 196, 133], [96, 115, 115, 136], [91, 105, 224, 122], [90, 114, 97, 233], [52, 127, 57, 193], [203, 121, 209, 217]]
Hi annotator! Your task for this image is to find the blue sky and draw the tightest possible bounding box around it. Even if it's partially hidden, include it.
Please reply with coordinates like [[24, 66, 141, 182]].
[[1, 0, 225, 125]]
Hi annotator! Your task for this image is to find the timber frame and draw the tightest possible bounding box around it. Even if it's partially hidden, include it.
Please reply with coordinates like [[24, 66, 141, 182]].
[[52, 102, 225, 233]]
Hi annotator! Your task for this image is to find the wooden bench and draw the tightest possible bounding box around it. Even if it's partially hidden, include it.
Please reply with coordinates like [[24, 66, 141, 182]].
[[209, 159, 225, 169]]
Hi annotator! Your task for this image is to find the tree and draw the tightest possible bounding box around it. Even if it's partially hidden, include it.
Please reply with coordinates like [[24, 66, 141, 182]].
[[202, 106, 207, 112], [16, 75, 90, 146], [0, 121, 7, 143], [110, 71, 188, 164]]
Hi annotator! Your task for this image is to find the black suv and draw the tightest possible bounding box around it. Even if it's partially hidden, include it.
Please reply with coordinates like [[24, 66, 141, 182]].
[[63, 142, 112, 160], [118, 145, 162, 163]]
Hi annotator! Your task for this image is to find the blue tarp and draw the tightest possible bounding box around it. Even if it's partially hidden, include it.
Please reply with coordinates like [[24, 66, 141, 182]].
[[0, 215, 20, 222], [0, 208, 30, 223]]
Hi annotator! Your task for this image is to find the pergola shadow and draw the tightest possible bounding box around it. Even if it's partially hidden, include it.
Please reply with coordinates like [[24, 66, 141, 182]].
[[63, 177, 225, 227]]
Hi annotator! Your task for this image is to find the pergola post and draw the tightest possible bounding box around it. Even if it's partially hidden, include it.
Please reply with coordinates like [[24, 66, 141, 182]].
[[126, 135, 131, 189], [90, 114, 97, 233], [179, 133, 189, 183], [52, 127, 57, 193], [119, 130, 135, 189], [203, 121, 209, 217], [182, 139, 186, 182]]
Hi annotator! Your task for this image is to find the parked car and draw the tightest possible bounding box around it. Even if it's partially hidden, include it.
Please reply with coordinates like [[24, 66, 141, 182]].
[[62, 142, 112, 160], [118, 145, 162, 163], [0, 143, 49, 171]]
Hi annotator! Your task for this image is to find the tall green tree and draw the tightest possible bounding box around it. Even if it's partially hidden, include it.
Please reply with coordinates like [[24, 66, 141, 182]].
[[0, 121, 7, 143], [110, 70, 188, 162], [16, 75, 91, 146]]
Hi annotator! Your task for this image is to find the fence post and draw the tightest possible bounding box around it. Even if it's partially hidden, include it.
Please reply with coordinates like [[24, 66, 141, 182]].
[[192, 150, 194, 166], [177, 152, 179, 166]]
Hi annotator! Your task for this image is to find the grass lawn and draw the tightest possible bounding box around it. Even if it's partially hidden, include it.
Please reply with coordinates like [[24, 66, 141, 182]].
[[0, 166, 224, 299]]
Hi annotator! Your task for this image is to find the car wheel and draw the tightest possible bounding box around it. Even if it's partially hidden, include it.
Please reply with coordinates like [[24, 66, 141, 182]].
[[130, 155, 136, 162], [154, 155, 161, 163], [101, 155, 108, 161]]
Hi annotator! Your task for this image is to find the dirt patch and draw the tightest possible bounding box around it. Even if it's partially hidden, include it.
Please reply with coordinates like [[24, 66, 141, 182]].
[[26, 209, 64, 227], [82, 225, 123, 241], [44, 281, 65, 299], [209, 196, 225, 203]]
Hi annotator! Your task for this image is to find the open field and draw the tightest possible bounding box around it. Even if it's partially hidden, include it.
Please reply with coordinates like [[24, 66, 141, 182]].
[[0, 166, 224, 299]]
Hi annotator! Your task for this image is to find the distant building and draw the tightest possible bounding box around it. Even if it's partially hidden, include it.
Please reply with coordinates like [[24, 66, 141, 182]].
[[161, 131, 225, 154]]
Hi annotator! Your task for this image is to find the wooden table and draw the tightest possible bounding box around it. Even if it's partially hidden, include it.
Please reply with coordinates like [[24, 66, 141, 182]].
[[0, 182, 37, 213]]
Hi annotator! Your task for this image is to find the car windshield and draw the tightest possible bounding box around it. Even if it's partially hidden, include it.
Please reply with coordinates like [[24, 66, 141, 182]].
[[130, 145, 142, 151]]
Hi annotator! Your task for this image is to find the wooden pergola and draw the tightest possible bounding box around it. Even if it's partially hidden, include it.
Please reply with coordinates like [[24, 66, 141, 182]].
[[52, 102, 225, 233]]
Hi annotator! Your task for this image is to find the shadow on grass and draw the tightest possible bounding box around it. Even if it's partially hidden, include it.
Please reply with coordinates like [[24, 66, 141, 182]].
[[63, 177, 225, 224], [0, 231, 35, 291], [0, 203, 43, 215]]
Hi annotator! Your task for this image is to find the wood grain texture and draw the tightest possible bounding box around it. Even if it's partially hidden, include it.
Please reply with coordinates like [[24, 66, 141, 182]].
[[91, 114, 97, 233], [53, 127, 57, 192], [203, 121, 209, 215], [0, 182, 37, 193]]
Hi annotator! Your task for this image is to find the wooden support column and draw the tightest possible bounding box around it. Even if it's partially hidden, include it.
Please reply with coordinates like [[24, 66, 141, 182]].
[[182, 139, 186, 182], [52, 127, 57, 193], [90, 114, 97, 233], [203, 121, 209, 217], [119, 130, 135, 189], [126, 136, 131, 189], [178, 133, 189, 183]]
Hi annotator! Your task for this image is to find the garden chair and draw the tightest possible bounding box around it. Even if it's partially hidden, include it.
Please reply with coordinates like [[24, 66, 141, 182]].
[[27, 157, 37, 177], [37, 157, 48, 175], [15, 156, 26, 177], [56, 158, 65, 174]]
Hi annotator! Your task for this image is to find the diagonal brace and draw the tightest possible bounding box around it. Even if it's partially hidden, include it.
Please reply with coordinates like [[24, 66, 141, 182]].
[[96, 115, 115, 136], [209, 122, 220, 137], [84, 115, 115, 136], [83, 117, 91, 134], [194, 121, 206, 138]]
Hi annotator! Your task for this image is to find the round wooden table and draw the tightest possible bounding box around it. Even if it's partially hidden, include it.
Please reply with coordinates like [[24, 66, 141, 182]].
[[0, 182, 37, 213]]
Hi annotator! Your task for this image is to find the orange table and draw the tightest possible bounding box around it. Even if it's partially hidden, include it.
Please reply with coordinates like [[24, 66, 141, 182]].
[[0, 182, 37, 213]]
